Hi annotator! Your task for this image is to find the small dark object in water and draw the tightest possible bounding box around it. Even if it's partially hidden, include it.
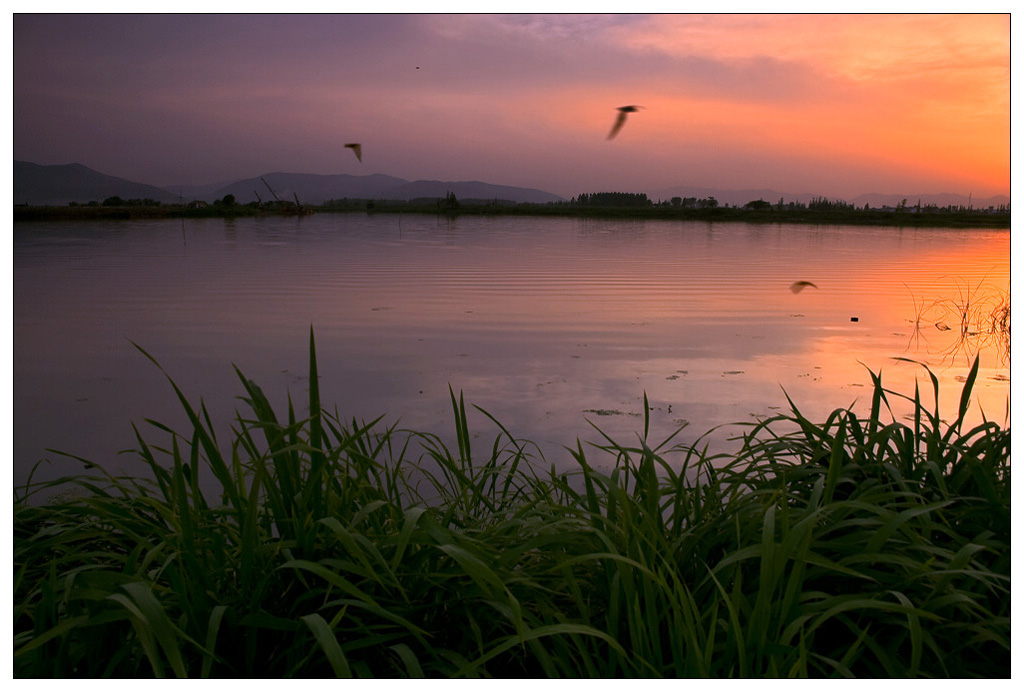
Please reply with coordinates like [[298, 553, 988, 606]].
[[851, 317, 859, 322], [790, 281, 818, 294], [935, 321, 951, 331]]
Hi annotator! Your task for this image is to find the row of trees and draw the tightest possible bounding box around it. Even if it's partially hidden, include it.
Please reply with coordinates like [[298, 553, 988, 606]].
[[573, 192, 652, 208], [67, 197, 168, 207], [670, 196, 719, 208], [570, 193, 1009, 214], [738, 197, 1010, 214], [60, 192, 1008, 215], [569, 193, 723, 209], [69, 194, 241, 207]]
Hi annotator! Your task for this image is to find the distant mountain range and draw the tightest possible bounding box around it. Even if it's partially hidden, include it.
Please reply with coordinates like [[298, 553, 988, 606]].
[[14, 160, 1009, 211], [14, 160, 181, 206], [14, 161, 564, 206]]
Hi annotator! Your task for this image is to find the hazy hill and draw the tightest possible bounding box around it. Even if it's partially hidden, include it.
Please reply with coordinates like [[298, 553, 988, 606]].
[[209, 172, 412, 205], [211, 173, 563, 205], [13, 161, 565, 206], [14, 160, 1006, 210], [646, 185, 817, 207], [162, 179, 241, 201], [381, 179, 563, 204], [14, 160, 180, 206]]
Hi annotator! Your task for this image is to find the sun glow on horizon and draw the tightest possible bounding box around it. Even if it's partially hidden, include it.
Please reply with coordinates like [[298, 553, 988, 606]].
[[591, 14, 1009, 197], [13, 12, 1010, 198]]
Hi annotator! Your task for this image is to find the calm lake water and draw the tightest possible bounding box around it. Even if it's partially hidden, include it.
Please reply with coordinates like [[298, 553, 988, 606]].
[[13, 214, 1010, 486]]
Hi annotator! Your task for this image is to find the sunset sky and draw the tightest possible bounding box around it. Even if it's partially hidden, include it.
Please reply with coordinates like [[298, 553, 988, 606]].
[[13, 10, 1010, 200]]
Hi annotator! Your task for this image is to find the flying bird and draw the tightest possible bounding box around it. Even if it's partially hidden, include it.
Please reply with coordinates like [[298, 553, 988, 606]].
[[789, 281, 819, 294], [345, 143, 362, 162], [607, 105, 642, 140]]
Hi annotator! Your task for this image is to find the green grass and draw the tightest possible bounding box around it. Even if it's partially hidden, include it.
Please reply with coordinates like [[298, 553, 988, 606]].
[[14, 329, 1010, 677]]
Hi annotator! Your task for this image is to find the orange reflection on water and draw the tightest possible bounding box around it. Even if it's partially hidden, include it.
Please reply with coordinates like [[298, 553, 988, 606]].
[[772, 230, 1010, 430], [14, 216, 1011, 483]]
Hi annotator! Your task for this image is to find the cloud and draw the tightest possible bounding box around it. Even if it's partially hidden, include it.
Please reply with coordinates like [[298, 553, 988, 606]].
[[13, 13, 1009, 197], [609, 14, 1007, 80]]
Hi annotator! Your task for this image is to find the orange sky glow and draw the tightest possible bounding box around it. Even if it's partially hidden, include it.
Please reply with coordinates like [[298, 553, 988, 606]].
[[13, 11, 1010, 200], [596, 13, 1009, 195]]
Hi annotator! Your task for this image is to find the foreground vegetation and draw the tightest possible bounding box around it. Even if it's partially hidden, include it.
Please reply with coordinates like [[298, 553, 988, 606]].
[[14, 331, 1010, 677]]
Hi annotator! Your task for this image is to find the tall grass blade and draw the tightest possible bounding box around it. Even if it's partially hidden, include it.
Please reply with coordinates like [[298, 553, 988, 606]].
[[300, 613, 352, 677], [15, 334, 1009, 677]]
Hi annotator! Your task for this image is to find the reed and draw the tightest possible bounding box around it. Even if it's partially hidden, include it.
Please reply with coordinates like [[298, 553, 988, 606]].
[[906, 280, 1010, 366], [13, 329, 1010, 677]]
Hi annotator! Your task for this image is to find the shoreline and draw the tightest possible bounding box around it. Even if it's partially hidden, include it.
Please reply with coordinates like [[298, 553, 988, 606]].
[[13, 203, 1011, 228]]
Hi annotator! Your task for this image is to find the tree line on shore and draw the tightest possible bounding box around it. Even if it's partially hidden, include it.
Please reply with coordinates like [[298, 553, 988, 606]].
[[24, 188, 1011, 215], [14, 189, 1010, 227]]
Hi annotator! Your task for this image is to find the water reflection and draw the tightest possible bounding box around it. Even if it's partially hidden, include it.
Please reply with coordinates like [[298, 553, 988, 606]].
[[13, 215, 1010, 487], [904, 280, 1010, 366]]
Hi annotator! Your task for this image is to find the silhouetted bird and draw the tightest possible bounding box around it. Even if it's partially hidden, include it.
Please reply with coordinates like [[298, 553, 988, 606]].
[[790, 281, 819, 294], [345, 143, 362, 162], [607, 105, 642, 140]]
